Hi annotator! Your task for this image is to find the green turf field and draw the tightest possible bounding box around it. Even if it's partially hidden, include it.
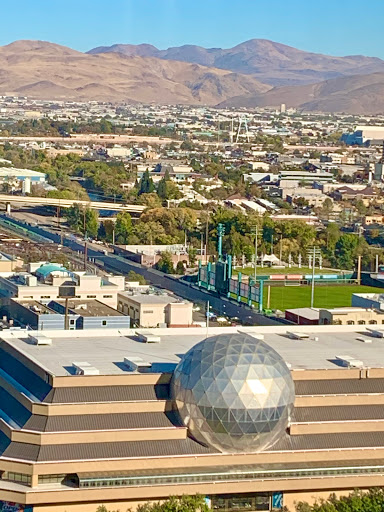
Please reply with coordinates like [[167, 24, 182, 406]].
[[265, 285, 378, 311], [233, 266, 340, 276]]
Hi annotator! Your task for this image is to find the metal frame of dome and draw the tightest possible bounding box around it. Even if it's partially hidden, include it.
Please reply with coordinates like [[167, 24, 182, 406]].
[[171, 333, 295, 453]]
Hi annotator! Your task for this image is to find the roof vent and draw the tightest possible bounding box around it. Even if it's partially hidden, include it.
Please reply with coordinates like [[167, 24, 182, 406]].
[[124, 357, 152, 372], [335, 355, 364, 368], [72, 361, 100, 375]]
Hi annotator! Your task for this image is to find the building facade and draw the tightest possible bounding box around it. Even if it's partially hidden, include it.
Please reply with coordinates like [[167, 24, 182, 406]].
[[0, 326, 384, 512]]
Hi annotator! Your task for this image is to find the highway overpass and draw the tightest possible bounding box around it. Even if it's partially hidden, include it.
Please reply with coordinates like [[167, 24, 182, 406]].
[[0, 194, 146, 213]]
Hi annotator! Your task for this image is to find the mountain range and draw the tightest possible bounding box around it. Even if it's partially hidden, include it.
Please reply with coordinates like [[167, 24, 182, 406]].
[[1, 39, 384, 113], [0, 40, 269, 105], [88, 39, 384, 86]]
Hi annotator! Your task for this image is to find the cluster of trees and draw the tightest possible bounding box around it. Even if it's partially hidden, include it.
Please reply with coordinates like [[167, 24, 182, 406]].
[[96, 494, 209, 512], [156, 252, 186, 275], [64, 203, 376, 272], [296, 488, 384, 512], [0, 118, 124, 137], [95, 489, 384, 512]]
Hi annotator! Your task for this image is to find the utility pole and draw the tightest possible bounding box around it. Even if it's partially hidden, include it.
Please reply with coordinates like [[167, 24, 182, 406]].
[[84, 240, 88, 271]]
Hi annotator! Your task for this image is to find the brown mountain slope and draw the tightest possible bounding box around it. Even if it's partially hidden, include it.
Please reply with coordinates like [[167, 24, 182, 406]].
[[0, 40, 270, 104], [217, 72, 384, 114], [89, 39, 384, 86]]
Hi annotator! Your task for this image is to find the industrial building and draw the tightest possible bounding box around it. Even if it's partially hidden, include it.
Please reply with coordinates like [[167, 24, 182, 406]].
[[341, 126, 384, 146], [1, 325, 384, 511], [7, 298, 130, 330], [117, 292, 193, 327], [0, 263, 125, 308]]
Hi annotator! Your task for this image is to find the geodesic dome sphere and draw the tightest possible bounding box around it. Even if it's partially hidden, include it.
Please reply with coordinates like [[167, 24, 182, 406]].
[[171, 333, 295, 453]]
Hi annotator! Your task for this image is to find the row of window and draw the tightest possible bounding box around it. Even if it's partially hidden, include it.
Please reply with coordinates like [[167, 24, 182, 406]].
[[78, 465, 384, 488], [38, 474, 66, 484], [2, 472, 31, 485]]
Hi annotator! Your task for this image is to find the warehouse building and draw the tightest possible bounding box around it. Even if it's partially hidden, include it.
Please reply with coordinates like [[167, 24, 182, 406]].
[[1, 326, 384, 511]]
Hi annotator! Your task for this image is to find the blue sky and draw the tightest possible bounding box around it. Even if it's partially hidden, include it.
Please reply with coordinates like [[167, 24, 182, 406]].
[[1, 0, 384, 58]]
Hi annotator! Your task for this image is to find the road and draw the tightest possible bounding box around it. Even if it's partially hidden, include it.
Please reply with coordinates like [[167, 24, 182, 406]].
[[2, 214, 282, 326]]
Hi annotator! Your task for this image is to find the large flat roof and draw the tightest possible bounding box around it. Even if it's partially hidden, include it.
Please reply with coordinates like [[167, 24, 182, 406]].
[[4, 326, 384, 377]]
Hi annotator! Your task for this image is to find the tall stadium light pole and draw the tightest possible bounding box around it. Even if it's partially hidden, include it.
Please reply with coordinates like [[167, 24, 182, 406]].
[[311, 247, 315, 308], [252, 226, 258, 283], [308, 247, 321, 308]]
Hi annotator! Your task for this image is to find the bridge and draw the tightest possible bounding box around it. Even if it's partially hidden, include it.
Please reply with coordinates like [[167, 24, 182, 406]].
[[0, 194, 146, 214]]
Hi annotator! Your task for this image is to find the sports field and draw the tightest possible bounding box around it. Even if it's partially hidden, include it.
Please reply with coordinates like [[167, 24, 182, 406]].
[[266, 285, 379, 311]]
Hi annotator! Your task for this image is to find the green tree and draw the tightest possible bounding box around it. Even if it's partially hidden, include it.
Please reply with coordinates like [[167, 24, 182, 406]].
[[325, 223, 341, 252], [156, 251, 175, 274], [175, 261, 185, 275], [127, 270, 147, 285], [115, 212, 133, 244], [334, 233, 361, 269], [136, 494, 209, 512], [321, 198, 333, 220], [295, 488, 384, 512], [66, 204, 98, 237], [138, 170, 155, 195], [85, 208, 99, 238]]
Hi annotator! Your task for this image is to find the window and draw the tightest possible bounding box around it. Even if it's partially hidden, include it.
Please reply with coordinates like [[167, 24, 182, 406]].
[[143, 310, 154, 314], [70, 319, 75, 325], [103, 295, 113, 298], [358, 320, 366, 325], [3, 472, 31, 485], [102, 320, 107, 326], [41, 295, 51, 299], [369, 320, 378, 324], [347, 320, 355, 325], [87, 295, 96, 298]]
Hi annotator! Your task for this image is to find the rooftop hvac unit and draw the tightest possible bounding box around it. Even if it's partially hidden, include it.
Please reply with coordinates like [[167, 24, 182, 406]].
[[72, 361, 100, 375], [335, 355, 364, 368], [28, 334, 52, 346], [136, 331, 161, 343], [287, 331, 310, 340], [124, 357, 152, 372]]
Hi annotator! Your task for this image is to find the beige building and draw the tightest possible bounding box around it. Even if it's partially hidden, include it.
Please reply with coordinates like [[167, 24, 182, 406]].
[[0, 252, 23, 272], [118, 292, 193, 327], [2, 326, 384, 512], [319, 307, 384, 325], [364, 215, 384, 225], [0, 264, 125, 308]]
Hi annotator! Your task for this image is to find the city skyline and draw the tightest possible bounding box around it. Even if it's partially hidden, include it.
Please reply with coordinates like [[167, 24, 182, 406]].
[[1, 0, 384, 59]]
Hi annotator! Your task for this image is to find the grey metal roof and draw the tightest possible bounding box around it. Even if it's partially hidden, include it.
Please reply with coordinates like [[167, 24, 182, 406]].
[[294, 405, 384, 423], [43, 384, 169, 403], [1, 438, 214, 462], [23, 412, 183, 432], [4, 431, 384, 462], [271, 431, 384, 451], [295, 379, 384, 396]]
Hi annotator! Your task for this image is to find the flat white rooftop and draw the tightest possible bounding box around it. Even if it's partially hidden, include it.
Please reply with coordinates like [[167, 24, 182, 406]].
[[3, 325, 384, 377]]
